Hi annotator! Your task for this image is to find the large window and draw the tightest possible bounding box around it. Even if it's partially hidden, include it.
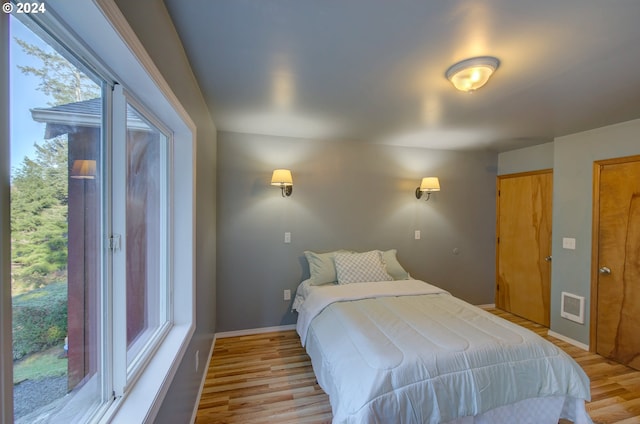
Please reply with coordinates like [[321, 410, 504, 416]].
[[3, 1, 195, 422], [10, 15, 106, 421]]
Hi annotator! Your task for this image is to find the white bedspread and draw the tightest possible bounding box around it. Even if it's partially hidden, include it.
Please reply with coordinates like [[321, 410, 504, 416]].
[[296, 279, 446, 344], [296, 280, 592, 424]]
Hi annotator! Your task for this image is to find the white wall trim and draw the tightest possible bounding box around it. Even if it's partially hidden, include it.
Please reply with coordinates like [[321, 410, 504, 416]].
[[94, 0, 196, 134], [216, 324, 297, 339], [547, 330, 589, 351], [190, 337, 216, 424], [476, 303, 496, 309]]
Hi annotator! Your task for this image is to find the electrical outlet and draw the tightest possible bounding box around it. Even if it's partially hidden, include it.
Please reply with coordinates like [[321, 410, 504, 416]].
[[284, 289, 291, 301], [284, 232, 291, 244], [414, 230, 421, 240]]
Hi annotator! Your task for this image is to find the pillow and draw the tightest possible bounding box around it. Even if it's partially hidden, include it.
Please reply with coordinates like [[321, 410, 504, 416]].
[[304, 250, 347, 286], [334, 250, 392, 284], [380, 249, 410, 280]]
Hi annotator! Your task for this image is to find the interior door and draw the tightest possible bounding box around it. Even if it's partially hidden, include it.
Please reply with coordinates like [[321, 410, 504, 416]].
[[593, 156, 640, 370], [496, 171, 553, 326]]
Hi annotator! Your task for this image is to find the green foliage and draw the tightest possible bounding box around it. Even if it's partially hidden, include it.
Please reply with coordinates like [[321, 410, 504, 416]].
[[12, 281, 68, 360], [11, 137, 68, 290], [10, 38, 101, 361]]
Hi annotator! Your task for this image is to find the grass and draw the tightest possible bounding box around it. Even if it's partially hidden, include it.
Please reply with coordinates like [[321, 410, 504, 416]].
[[13, 347, 67, 384]]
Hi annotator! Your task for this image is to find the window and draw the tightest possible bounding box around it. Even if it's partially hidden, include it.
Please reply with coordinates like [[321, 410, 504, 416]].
[[122, 100, 171, 372], [10, 15, 106, 421], [2, 1, 196, 423]]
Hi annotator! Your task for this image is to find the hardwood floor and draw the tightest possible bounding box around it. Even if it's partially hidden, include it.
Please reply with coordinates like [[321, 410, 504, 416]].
[[196, 308, 640, 424], [196, 330, 331, 424]]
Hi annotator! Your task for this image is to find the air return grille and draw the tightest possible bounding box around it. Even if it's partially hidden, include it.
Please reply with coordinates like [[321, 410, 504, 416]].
[[560, 292, 585, 324]]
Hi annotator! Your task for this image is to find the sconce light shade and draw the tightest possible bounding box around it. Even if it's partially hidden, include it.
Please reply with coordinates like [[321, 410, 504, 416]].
[[70, 159, 97, 180], [415, 177, 440, 200], [445, 56, 500, 92], [271, 169, 293, 197]]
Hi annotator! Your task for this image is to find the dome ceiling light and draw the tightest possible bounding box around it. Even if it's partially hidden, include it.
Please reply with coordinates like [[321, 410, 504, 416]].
[[445, 56, 500, 92]]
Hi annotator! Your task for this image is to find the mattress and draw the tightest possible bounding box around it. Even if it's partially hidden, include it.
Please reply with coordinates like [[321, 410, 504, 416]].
[[295, 279, 592, 424]]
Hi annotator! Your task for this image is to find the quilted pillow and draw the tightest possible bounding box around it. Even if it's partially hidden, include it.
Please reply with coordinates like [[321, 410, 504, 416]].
[[305, 250, 349, 286], [380, 249, 410, 280], [334, 250, 392, 284]]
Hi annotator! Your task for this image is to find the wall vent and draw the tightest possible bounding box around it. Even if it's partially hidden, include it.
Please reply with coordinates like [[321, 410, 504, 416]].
[[560, 292, 585, 324]]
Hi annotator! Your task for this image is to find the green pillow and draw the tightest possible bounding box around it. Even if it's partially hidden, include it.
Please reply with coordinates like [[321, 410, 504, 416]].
[[381, 249, 410, 280], [304, 250, 347, 285]]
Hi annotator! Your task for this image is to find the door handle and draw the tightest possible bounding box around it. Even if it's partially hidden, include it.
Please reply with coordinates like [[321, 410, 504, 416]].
[[544, 256, 552, 262], [599, 266, 611, 275]]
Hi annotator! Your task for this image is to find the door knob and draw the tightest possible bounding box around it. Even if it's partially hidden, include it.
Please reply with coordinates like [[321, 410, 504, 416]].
[[599, 266, 611, 275], [544, 256, 552, 262]]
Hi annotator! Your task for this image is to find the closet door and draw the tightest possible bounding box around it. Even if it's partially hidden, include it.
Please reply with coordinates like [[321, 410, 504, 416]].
[[592, 156, 640, 370], [496, 170, 553, 326]]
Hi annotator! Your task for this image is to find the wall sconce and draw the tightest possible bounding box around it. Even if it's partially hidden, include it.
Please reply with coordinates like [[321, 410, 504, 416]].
[[271, 169, 293, 197], [445, 56, 500, 92], [415, 177, 440, 200], [70, 160, 97, 180]]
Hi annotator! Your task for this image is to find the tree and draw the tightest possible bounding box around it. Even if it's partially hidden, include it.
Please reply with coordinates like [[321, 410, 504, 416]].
[[11, 137, 69, 289], [15, 38, 100, 106], [11, 38, 100, 290]]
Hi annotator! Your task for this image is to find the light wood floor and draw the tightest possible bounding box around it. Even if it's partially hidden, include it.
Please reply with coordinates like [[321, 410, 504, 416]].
[[196, 308, 640, 424]]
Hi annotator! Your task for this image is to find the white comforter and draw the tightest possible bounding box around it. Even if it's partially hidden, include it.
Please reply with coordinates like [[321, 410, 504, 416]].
[[296, 280, 592, 424]]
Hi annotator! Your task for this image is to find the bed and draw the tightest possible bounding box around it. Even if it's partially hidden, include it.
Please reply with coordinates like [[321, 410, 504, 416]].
[[293, 249, 593, 424]]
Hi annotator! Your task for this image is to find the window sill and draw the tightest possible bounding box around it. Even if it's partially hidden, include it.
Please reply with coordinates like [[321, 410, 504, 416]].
[[102, 323, 194, 424]]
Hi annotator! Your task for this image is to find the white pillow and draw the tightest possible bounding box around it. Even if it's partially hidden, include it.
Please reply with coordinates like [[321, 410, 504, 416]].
[[334, 250, 392, 284]]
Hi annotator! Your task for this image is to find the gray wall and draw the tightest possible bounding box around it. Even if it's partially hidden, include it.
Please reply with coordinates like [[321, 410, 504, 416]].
[[114, 1, 217, 422], [217, 131, 498, 332], [498, 118, 640, 345], [497, 142, 554, 175]]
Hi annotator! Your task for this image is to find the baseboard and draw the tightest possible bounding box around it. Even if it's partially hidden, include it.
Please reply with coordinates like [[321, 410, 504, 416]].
[[547, 330, 589, 351], [476, 303, 496, 309], [215, 324, 297, 339], [190, 336, 216, 424]]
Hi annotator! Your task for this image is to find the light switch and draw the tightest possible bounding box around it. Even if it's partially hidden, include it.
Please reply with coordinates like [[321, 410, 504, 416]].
[[562, 237, 576, 250], [414, 230, 421, 240], [284, 232, 291, 244]]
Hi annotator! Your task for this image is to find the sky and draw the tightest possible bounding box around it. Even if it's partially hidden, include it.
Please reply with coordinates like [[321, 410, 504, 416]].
[[9, 15, 60, 170]]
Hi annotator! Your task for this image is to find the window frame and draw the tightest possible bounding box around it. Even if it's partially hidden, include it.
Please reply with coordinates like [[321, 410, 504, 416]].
[[1, 10, 14, 424], [1, 1, 197, 422], [116, 88, 175, 391]]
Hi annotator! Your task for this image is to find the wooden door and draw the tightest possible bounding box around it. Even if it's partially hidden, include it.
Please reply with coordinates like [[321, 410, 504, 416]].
[[592, 156, 640, 370], [496, 171, 553, 326]]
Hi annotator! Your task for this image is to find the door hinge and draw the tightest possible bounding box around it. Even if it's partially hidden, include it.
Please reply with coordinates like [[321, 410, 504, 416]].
[[108, 234, 121, 252]]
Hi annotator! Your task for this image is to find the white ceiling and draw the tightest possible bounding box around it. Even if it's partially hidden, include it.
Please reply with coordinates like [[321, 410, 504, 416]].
[[163, 0, 640, 152]]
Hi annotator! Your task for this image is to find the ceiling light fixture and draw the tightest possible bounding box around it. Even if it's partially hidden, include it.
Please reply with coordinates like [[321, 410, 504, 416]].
[[445, 56, 500, 92]]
